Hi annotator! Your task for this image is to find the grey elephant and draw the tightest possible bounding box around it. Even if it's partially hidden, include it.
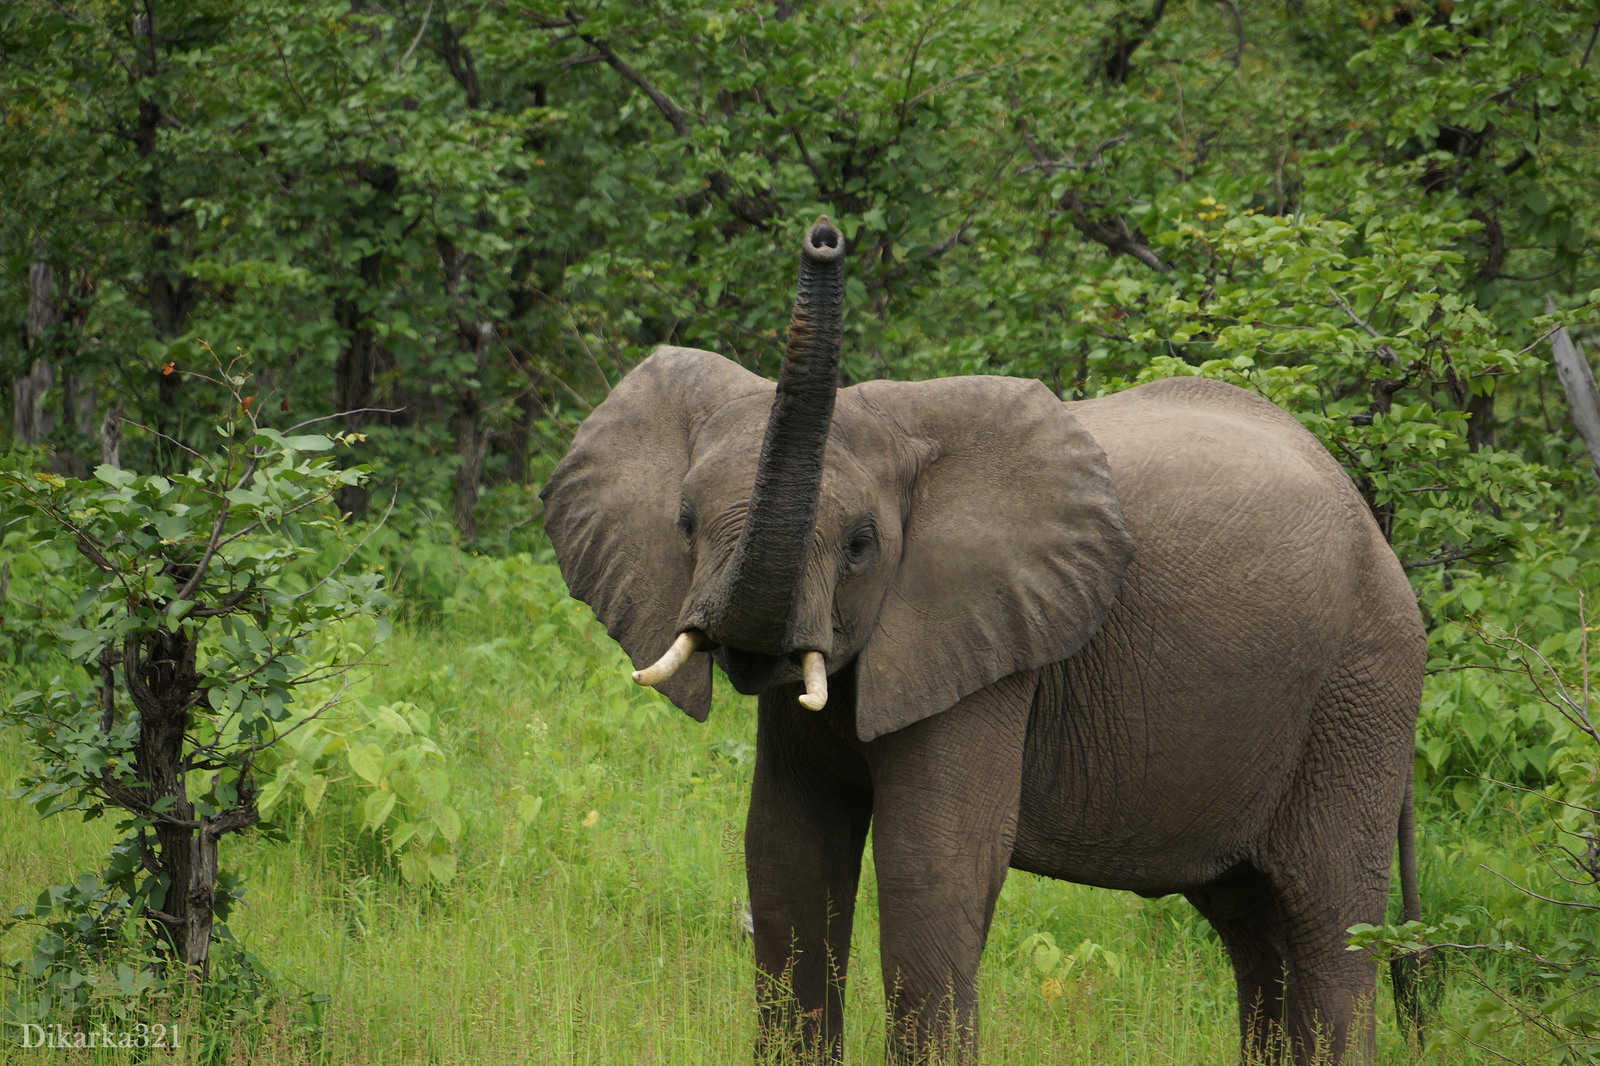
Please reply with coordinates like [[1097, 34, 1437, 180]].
[[540, 217, 1425, 1065]]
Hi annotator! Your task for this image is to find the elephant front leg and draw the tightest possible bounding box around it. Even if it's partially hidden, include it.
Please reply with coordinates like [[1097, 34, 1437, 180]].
[[869, 676, 1033, 1065], [746, 692, 873, 1063]]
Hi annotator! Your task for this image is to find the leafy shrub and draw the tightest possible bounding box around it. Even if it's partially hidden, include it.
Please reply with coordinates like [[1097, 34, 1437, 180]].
[[0, 363, 385, 1051], [257, 697, 468, 886], [1352, 577, 1600, 1064]]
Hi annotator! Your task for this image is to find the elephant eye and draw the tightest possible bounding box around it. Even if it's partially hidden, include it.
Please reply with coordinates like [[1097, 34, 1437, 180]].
[[677, 503, 696, 543], [843, 523, 877, 568]]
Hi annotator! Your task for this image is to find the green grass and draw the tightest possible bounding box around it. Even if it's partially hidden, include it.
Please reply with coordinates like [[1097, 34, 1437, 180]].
[[0, 555, 1570, 1064]]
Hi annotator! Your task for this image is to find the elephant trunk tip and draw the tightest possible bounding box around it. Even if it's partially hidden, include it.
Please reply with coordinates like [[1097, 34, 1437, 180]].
[[803, 217, 845, 263]]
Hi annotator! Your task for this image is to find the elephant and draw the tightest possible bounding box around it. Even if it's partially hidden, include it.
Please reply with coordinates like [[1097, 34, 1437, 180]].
[[540, 217, 1426, 1065]]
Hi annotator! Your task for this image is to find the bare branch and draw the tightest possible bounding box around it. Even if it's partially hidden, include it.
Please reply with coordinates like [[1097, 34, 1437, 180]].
[[1402, 548, 1487, 570], [1479, 865, 1600, 910], [1017, 135, 1129, 175], [1325, 284, 1399, 366], [1215, 0, 1243, 69], [397, 0, 434, 74], [580, 33, 691, 139], [283, 407, 406, 435], [301, 482, 398, 599], [1059, 189, 1171, 272], [1546, 296, 1600, 489]]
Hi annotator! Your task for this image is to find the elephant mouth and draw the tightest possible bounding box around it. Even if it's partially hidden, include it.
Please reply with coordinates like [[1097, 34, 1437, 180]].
[[713, 645, 806, 695], [713, 646, 787, 694]]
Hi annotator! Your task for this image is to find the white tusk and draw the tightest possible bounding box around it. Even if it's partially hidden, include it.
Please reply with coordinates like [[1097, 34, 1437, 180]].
[[798, 651, 828, 711], [632, 631, 704, 687]]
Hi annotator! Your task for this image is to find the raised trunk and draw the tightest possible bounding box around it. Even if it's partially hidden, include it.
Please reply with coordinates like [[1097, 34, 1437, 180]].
[[700, 218, 846, 653]]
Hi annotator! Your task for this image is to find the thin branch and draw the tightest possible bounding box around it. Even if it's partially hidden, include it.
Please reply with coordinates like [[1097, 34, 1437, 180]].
[[185, 588, 260, 619], [864, 147, 1016, 292], [895, 12, 933, 141], [1402, 548, 1486, 569], [787, 123, 827, 186], [1325, 284, 1399, 366], [175, 453, 260, 602], [556, 51, 606, 70], [300, 483, 398, 599], [1215, 0, 1243, 68], [1007, 86, 1049, 164], [238, 680, 359, 760], [1017, 135, 1129, 174], [397, 0, 434, 73], [1479, 863, 1600, 910], [1060, 189, 1171, 272], [119, 418, 208, 462], [581, 33, 692, 139], [282, 407, 406, 435], [906, 66, 1001, 109]]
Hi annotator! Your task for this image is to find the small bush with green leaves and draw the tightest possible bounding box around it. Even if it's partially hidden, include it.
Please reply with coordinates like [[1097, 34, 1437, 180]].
[[0, 364, 387, 1043], [1352, 575, 1600, 1064]]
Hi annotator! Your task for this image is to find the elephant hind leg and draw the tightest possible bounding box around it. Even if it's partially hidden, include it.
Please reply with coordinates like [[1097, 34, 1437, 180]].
[[1186, 865, 1289, 1064], [1257, 657, 1418, 1064], [1263, 844, 1390, 1066]]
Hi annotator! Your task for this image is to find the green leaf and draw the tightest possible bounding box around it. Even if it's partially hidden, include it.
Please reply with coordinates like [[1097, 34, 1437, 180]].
[[427, 849, 456, 885], [348, 742, 385, 785], [301, 774, 327, 814], [399, 847, 428, 885], [363, 790, 397, 832]]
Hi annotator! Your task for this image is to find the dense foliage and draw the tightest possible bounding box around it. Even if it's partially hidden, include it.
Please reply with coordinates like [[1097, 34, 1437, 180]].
[[4, 0, 1600, 1060]]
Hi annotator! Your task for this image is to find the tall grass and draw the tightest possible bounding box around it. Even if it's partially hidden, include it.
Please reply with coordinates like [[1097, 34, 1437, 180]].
[[0, 550, 1561, 1063]]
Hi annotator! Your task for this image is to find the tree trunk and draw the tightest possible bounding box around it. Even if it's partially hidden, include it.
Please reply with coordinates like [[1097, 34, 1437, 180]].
[[125, 627, 208, 972], [1466, 384, 1495, 452], [504, 367, 546, 485], [1548, 297, 1600, 490], [100, 401, 124, 469], [334, 250, 384, 519], [12, 359, 54, 449], [118, 624, 258, 976], [452, 321, 493, 543], [14, 239, 57, 448]]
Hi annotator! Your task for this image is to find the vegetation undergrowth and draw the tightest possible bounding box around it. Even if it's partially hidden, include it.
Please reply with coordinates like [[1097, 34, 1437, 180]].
[[0, 543, 1575, 1064]]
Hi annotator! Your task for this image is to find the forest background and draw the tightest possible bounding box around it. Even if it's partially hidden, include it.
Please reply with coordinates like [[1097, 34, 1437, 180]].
[[2, 0, 1600, 1062]]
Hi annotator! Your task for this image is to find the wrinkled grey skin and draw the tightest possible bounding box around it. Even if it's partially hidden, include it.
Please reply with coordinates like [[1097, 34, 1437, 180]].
[[540, 226, 1424, 1066]]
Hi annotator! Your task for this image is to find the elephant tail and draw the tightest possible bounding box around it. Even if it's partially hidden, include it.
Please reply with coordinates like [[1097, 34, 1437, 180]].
[[1390, 775, 1433, 1040]]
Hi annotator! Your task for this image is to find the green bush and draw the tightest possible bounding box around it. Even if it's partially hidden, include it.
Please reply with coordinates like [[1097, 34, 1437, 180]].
[[0, 364, 386, 1050]]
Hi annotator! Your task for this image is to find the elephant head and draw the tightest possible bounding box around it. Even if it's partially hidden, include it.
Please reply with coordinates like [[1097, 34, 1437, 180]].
[[540, 217, 1135, 740]]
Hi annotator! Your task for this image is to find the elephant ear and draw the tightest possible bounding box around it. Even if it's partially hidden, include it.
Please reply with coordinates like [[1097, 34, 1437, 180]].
[[852, 376, 1135, 742], [539, 346, 769, 721]]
